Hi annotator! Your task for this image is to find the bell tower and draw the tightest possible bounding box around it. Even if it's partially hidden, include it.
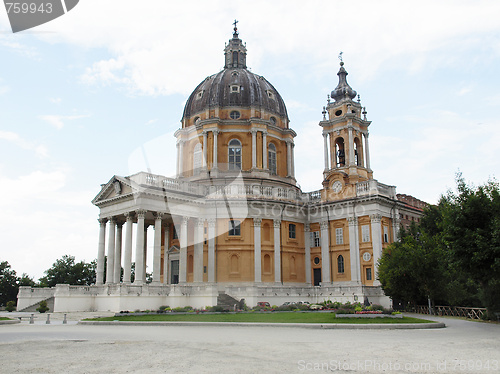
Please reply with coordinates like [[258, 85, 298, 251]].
[[319, 59, 373, 200]]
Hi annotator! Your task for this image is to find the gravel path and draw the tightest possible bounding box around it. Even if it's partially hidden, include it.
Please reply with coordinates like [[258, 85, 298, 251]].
[[1, 312, 499, 373]]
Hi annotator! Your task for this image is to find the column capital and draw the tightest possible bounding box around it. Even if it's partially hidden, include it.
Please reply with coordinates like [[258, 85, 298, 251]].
[[196, 218, 205, 227], [98, 218, 108, 225], [304, 223, 310, 232], [108, 216, 116, 224], [135, 210, 147, 219], [320, 220, 329, 230], [262, 130, 268, 136], [182, 216, 189, 225], [212, 129, 220, 136], [253, 218, 262, 227], [348, 217, 358, 226], [273, 219, 281, 228], [370, 214, 382, 223], [124, 211, 134, 220], [208, 218, 217, 227], [116, 222, 124, 229], [250, 128, 258, 135], [154, 212, 163, 221]]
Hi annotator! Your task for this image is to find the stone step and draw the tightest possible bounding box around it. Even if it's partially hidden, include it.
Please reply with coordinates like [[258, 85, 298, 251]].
[[17, 296, 54, 313]]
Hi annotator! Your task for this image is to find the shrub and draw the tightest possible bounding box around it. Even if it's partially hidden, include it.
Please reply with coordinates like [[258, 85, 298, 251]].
[[36, 300, 49, 313], [5, 300, 16, 312]]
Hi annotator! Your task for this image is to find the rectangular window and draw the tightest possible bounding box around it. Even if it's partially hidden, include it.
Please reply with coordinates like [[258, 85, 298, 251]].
[[289, 224, 296, 239], [366, 268, 372, 281], [229, 220, 240, 236], [335, 228, 343, 245], [173, 226, 178, 240], [310, 231, 320, 247], [383, 226, 389, 243], [361, 225, 370, 242]]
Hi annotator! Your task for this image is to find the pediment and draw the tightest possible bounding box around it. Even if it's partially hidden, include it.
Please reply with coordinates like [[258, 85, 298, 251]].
[[92, 175, 134, 205], [168, 245, 179, 253]]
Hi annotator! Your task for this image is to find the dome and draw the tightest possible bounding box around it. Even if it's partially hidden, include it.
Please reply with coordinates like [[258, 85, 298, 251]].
[[182, 24, 288, 123], [182, 68, 288, 121]]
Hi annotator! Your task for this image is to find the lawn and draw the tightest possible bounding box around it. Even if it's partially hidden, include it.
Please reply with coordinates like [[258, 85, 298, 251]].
[[0, 317, 12, 320], [86, 312, 434, 324]]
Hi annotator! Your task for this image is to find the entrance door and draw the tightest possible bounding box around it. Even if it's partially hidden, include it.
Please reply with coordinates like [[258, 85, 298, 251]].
[[171, 260, 179, 284], [313, 268, 322, 286]]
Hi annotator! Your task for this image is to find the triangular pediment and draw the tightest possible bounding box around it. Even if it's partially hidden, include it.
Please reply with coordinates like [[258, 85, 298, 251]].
[[168, 245, 179, 254], [92, 175, 134, 205]]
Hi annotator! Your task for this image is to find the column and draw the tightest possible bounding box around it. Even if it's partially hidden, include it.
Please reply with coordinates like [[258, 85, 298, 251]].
[[370, 214, 382, 285], [176, 142, 180, 177], [330, 133, 335, 169], [253, 218, 262, 283], [143, 224, 148, 281], [152, 212, 162, 284], [212, 130, 219, 170], [320, 220, 330, 285], [163, 224, 170, 284], [113, 222, 123, 283], [96, 218, 107, 285], [134, 210, 146, 285], [291, 143, 295, 178], [106, 217, 116, 284], [202, 131, 208, 168], [273, 219, 281, 283], [304, 223, 312, 284], [323, 133, 329, 171], [286, 140, 292, 177], [348, 126, 355, 166], [193, 218, 204, 282], [178, 140, 184, 177], [348, 217, 361, 283], [208, 218, 216, 283], [123, 212, 133, 284], [262, 131, 268, 170], [179, 216, 188, 283], [251, 129, 257, 169], [364, 132, 371, 170]]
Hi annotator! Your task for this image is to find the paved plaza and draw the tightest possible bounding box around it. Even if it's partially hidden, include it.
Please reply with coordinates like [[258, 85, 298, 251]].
[[1, 313, 499, 373]]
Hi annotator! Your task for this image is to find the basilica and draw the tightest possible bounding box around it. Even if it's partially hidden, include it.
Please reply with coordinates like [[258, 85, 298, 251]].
[[18, 25, 424, 312]]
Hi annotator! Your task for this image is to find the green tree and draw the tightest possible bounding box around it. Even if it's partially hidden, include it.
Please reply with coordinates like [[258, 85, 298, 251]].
[[441, 176, 500, 315], [0, 261, 19, 307], [39, 255, 96, 287]]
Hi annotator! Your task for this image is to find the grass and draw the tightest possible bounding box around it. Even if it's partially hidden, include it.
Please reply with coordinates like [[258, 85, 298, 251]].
[[85, 312, 434, 324], [0, 317, 12, 321]]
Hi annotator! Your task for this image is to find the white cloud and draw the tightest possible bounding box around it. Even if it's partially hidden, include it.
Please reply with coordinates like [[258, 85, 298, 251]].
[[0, 131, 48, 158], [49, 97, 62, 104], [39, 114, 90, 129]]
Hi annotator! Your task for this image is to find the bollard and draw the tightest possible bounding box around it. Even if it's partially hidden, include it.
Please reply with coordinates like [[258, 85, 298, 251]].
[[63, 314, 67, 324], [30, 314, 34, 324], [46, 314, 50, 324]]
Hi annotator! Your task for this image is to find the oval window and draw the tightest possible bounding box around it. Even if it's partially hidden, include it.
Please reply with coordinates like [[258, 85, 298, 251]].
[[335, 110, 342, 116], [313, 257, 320, 265], [230, 110, 241, 119]]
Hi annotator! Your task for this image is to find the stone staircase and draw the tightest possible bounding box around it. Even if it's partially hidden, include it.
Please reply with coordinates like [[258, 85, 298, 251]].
[[217, 292, 241, 311], [17, 296, 54, 313]]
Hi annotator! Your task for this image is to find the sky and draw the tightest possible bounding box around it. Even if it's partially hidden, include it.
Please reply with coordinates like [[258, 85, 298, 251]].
[[1, 0, 499, 280]]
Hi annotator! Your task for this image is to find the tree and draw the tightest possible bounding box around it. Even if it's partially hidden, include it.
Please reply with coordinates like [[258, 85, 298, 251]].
[[0, 261, 19, 307], [441, 176, 500, 315], [39, 255, 96, 287]]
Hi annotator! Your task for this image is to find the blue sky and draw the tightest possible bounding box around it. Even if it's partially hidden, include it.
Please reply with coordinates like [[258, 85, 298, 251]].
[[1, 0, 499, 279]]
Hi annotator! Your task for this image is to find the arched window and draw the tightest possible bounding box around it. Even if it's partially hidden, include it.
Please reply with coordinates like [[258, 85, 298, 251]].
[[263, 222, 271, 242], [263, 254, 271, 273], [337, 255, 344, 274], [335, 138, 345, 167], [230, 254, 239, 273], [354, 138, 362, 166], [232, 51, 238, 66], [268, 143, 277, 175], [193, 143, 202, 171], [290, 256, 296, 275], [228, 139, 242, 170]]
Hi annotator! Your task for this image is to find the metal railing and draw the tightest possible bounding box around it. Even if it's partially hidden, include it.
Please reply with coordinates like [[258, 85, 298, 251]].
[[412, 305, 487, 320]]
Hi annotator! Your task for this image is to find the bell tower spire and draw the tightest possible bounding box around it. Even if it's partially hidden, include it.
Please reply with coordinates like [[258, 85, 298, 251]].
[[319, 59, 373, 200], [224, 20, 247, 69]]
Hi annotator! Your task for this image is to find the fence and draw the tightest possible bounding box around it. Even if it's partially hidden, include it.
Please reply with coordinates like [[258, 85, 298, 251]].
[[412, 305, 487, 320]]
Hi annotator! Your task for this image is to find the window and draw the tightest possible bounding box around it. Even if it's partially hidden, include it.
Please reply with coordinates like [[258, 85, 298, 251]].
[[337, 255, 344, 273], [270, 116, 276, 125], [173, 226, 178, 240], [335, 228, 343, 245], [228, 139, 242, 170], [230, 254, 239, 273], [335, 138, 345, 167], [354, 138, 361, 166], [229, 220, 240, 236], [383, 226, 389, 243], [196, 91, 203, 100], [194, 116, 201, 125], [193, 143, 202, 171], [263, 254, 271, 273], [266, 90, 275, 100], [313, 256, 320, 265], [289, 224, 296, 239], [361, 225, 370, 242], [366, 268, 372, 281], [310, 231, 320, 247], [268, 143, 277, 175], [230, 85, 240, 93], [230, 110, 240, 119]]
